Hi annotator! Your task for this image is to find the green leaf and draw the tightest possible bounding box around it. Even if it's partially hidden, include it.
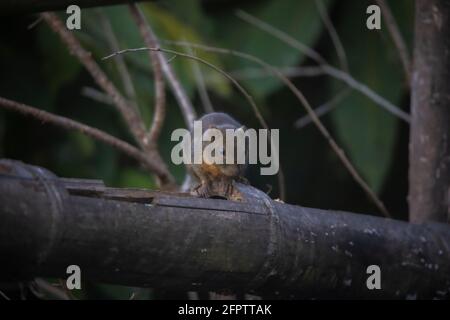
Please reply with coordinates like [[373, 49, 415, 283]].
[[213, 0, 330, 97], [329, 0, 412, 193]]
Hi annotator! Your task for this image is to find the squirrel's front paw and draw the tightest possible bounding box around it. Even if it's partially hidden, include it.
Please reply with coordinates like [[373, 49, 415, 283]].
[[191, 180, 245, 201], [191, 182, 212, 198]]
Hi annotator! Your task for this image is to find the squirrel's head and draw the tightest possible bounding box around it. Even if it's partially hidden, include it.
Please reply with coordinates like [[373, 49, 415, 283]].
[[201, 125, 248, 176]]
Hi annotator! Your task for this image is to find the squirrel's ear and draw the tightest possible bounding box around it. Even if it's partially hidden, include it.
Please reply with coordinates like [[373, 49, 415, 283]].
[[238, 125, 246, 131]]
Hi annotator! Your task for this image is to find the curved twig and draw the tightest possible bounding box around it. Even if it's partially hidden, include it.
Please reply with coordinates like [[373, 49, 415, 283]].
[[103, 47, 268, 128], [41, 12, 176, 189], [235, 10, 328, 65], [129, 4, 166, 144], [321, 65, 409, 122], [375, 0, 411, 84], [314, 0, 349, 72], [0, 96, 174, 186], [99, 10, 139, 113], [228, 66, 326, 80], [186, 44, 214, 113], [0, 289, 10, 300], [103, 46, 286, 200], [82, 86, 114, 105], [41, 12, 148, 148], [125, 7, 196, 130], [235, 10, 410, 123], [294, 88, 351, 129], [158, 41, 391, 217]]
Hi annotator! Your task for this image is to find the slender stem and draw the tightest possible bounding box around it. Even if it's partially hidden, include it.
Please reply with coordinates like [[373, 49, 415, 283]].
[[155, 41, 391, 217], [0, 96, 173, 184], [41, 12, 148, 148], [103, 47, 269, 129], [321, 65, 410, 122], [103, 46, 286, 200], [99, 10, 139, 113], [186, 45, 214, 113], [227, 66, 326, 80], [41, 12, 176, 188], [81, 86, 114, 105], [235, 10, 327, 65], [375, 0, 411, 84], [236, 10, 410, 123], [126, 7, 196, 130], [0, 289, 10, 301], [129, 4, 166, 144], [294, 89, 351, 129], [314, 0, 349, 72]]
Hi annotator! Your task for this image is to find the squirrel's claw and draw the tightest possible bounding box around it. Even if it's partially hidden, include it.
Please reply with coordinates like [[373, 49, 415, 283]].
[[191, 182, 212, 198], [191, 179, 246, 202]]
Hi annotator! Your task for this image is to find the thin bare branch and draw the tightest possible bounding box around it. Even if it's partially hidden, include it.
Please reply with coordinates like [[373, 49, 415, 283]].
[[82, 86, 114, 105], [103, 46, 286, 200], [0, 289, 10, 300], [186, 45, 214, 113], [227, 66, 326, 80], [294, 88, 351, 129], [321, 64, 410, 122], [158, 41, 391, 217], [166, 55, 178, 64], [125, 7, 196, 129], [27, 16, 43, 30], [375, 0, 412, 84], [0, 96, 174, 185], [82, 87, 138, 108], [235, 10, 327, 65], [41, 12, 148, 148], [129, 3, 166, 144], [103, 47, 268, 128], [314, 0, 349, 72], [248, 63, 390, 217], [99, 10, 139, 112], [236, 10, 410, 123]]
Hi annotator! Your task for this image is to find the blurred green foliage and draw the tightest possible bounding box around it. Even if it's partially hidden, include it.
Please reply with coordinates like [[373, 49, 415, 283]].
[[330, 0, 407, 193], [0, 0, 413, 299]]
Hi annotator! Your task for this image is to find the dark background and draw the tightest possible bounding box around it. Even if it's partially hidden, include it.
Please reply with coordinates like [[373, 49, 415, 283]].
[[0, 0, 413, 298]]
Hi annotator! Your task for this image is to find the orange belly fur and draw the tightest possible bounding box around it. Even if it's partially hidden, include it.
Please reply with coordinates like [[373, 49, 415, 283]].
[[200, 163, 223, 178]]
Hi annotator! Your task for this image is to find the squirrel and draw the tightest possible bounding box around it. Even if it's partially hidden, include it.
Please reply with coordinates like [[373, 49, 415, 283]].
[[185, 112, 248, 200]]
